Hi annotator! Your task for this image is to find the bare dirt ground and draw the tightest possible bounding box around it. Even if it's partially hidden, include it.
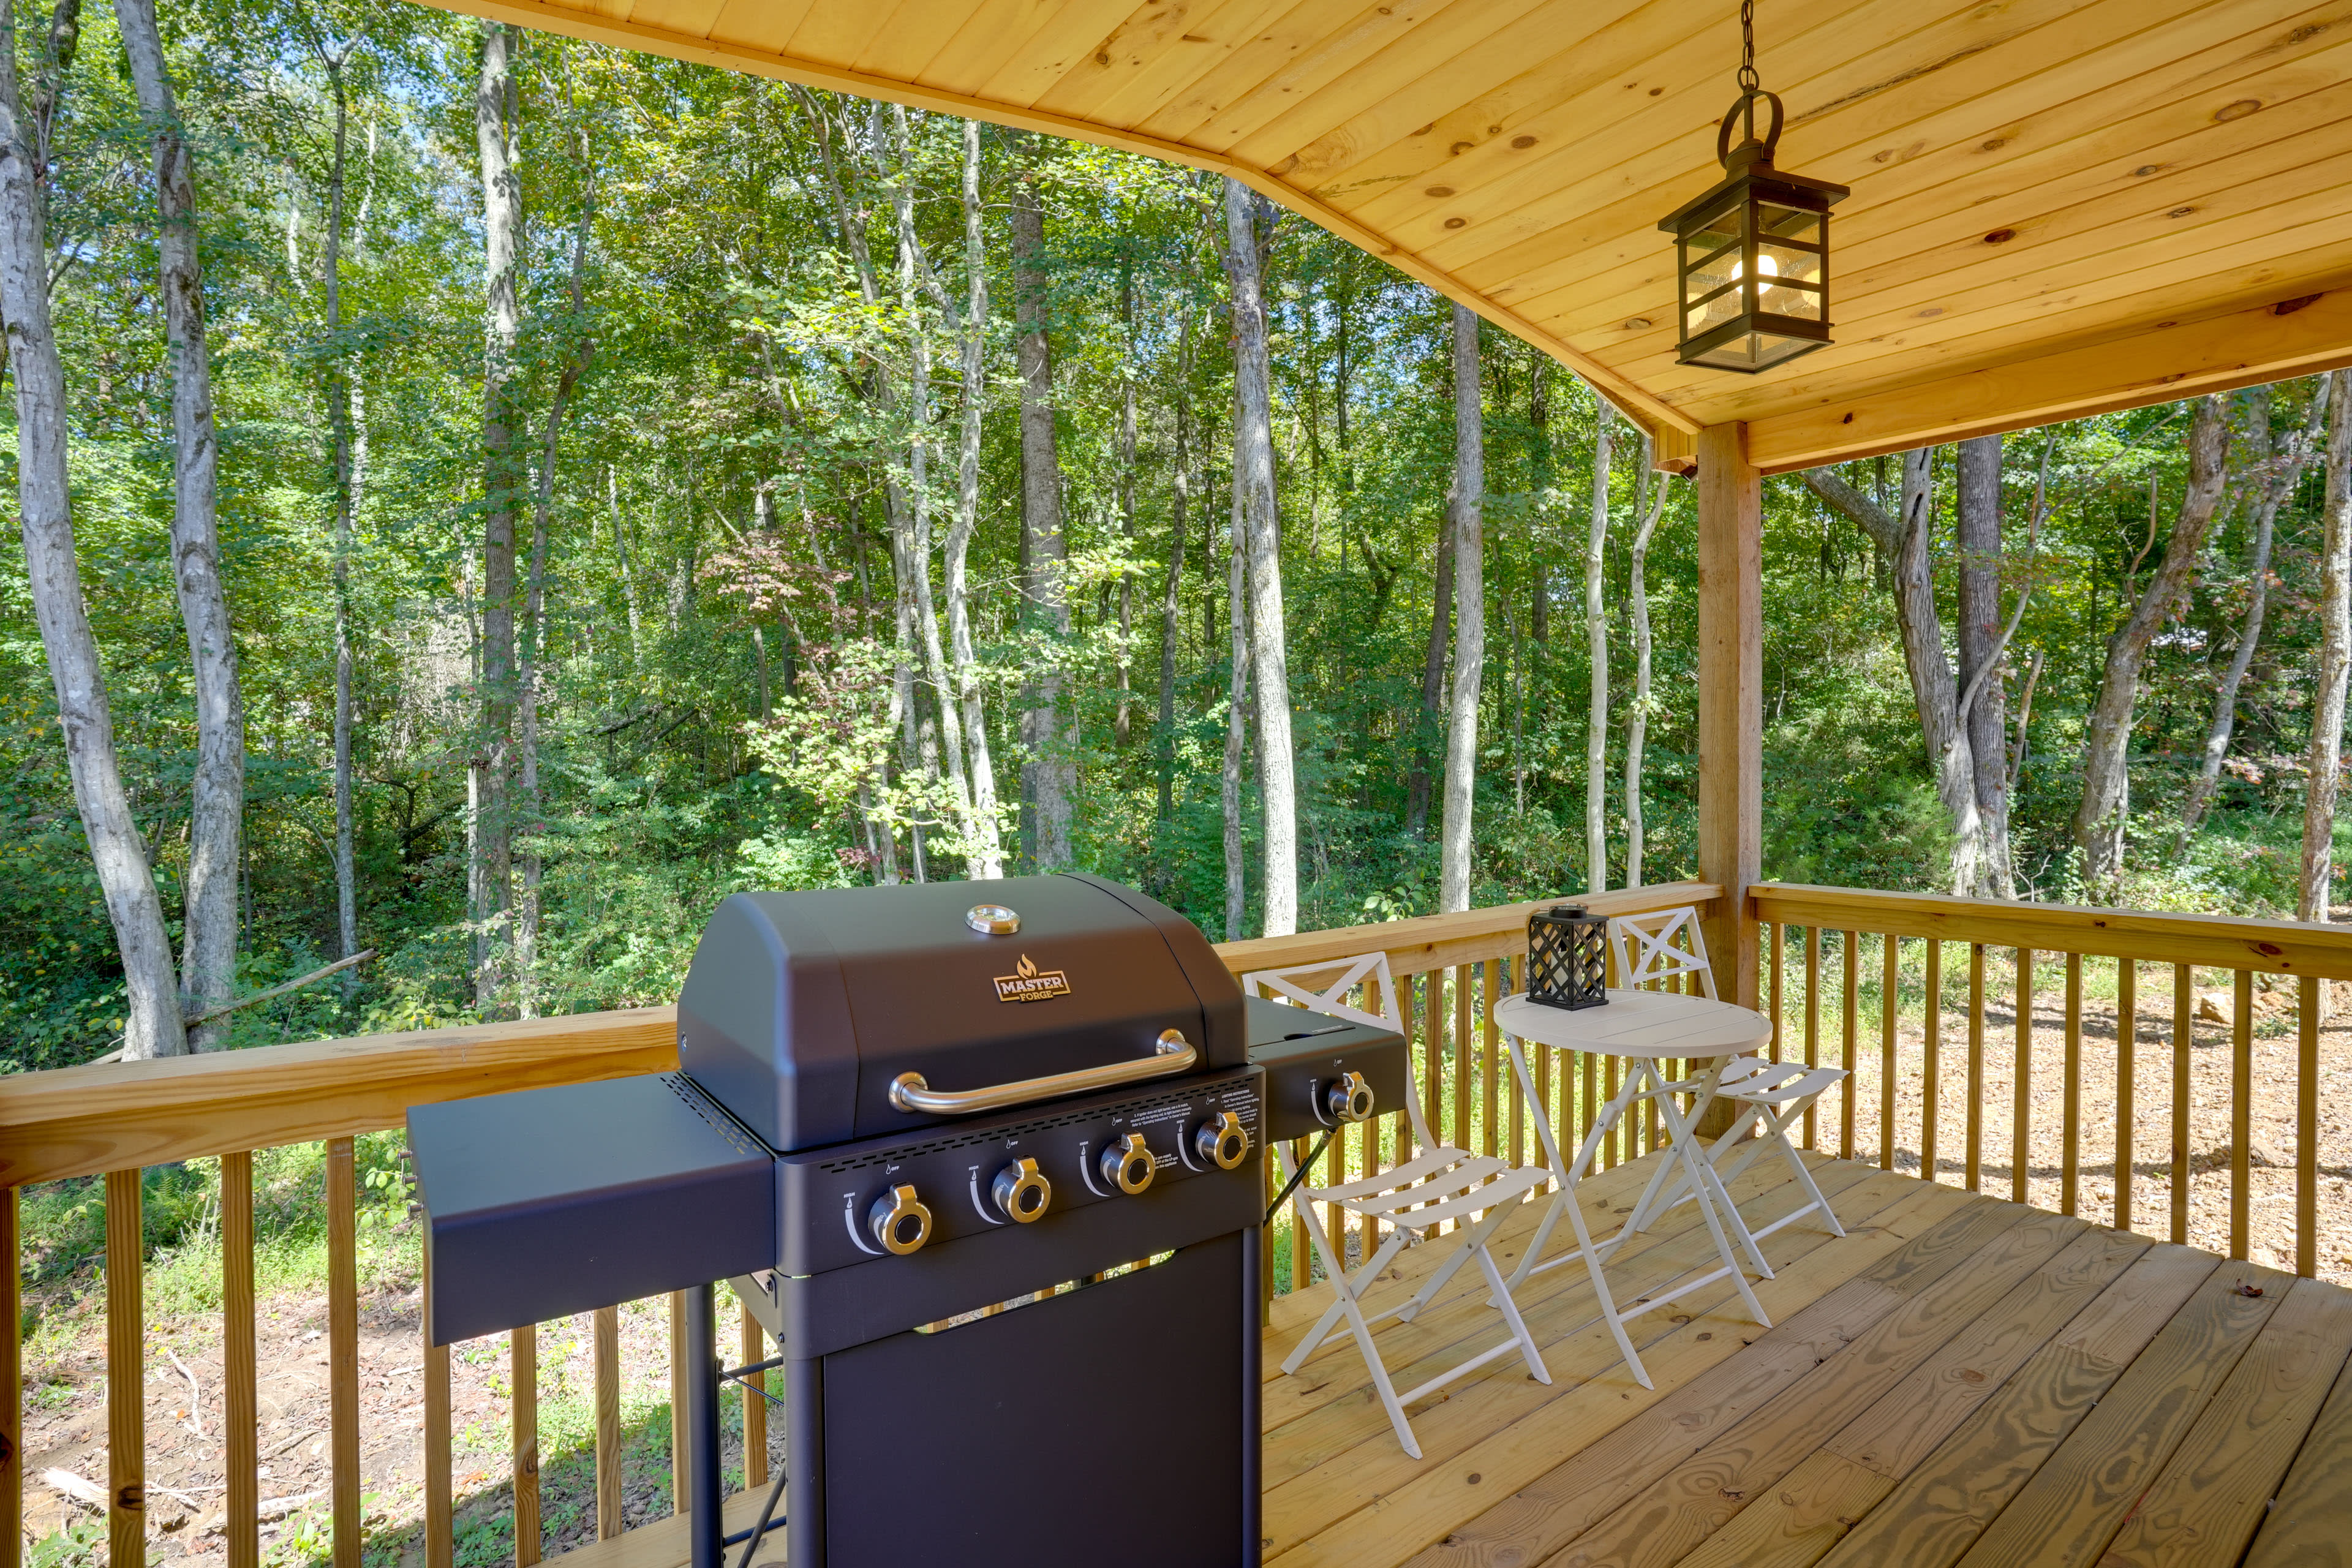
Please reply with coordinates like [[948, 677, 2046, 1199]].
[[19, 1282, 785, 1568]]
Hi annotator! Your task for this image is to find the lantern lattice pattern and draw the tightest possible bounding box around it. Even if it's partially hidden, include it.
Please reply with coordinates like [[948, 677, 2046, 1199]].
[[1527, 905, 1609, 1012]]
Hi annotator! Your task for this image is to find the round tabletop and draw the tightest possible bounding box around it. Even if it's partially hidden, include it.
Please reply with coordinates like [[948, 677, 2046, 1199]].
[[1492, 989, 1771, 1060]]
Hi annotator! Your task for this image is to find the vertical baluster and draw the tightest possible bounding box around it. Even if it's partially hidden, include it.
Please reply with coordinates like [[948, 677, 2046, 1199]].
[[1964, 944, 1984, 1193], [2062, 955, 2082, 1218], [221, 1153, 258, 1568], [512, 1323, 540, 1567], [105, 1169, 145, 1568], [1325, 1122, 1345, 1266], [1580, 1049, 1597, 1156], [1536, 1038, 1554, 1178], [1923, 938, 1941, 1185], [2172, 964, 2192, 1246], [1486, 961, 1506, 1165], [1476, 963, 1497, 1159], [594, 1306, 621, 1539], [1803, 926, 1820, 1149], [2015, 950, 2035, 1205], [1769, 920, 1784, 1059], [1423, 973, 1442, 1163], [1880, 933, 1898, 1173], [2300, 975, 2320, 1278], [1, 1188, 14, 1568], [741, 1303, 766, 1489], [1453, 965, 1472, 1153], [668, 1292, 690, 1512], [327, 1138, 359, 1568], [2117, 960, 2136, 1235], [2232, 968, 2253, 1261], [1839, 932, 1857, 1159], [1261, 1161, 1278, 1311], [424, 1251, 452, 1568]]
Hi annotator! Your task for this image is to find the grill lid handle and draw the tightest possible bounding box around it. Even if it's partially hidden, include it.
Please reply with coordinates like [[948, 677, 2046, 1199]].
[[889, 1028, 1197, 1115]]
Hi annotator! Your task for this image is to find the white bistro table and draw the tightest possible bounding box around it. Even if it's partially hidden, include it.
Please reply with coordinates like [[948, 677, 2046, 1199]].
[[1490, 989, 1774, 1389]]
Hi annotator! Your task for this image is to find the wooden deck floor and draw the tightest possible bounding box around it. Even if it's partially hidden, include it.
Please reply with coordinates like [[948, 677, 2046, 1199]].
[[1264, 1148, 2352, 1568], [561, 1149, 2352, 1568]]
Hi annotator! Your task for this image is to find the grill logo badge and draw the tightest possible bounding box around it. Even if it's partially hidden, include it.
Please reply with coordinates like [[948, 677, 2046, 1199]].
[[993, 952, 1071, 1003]]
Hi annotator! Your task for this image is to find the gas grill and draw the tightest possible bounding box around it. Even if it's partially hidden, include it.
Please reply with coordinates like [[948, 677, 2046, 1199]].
[[409, 874, 1268, 1568]]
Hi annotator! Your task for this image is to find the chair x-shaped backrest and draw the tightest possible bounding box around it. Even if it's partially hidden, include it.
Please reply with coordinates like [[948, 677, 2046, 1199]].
[[1608, 907, 1717, 1000], [1241, 951, 1436, 1150]]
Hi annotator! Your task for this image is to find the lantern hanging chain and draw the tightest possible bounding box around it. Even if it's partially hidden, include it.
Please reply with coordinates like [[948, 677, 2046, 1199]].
[[1738, 0, 1760, 91]]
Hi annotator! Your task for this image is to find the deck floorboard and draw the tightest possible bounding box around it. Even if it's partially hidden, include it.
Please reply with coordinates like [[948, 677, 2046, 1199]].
[[540, 1156, 2352, 1568]]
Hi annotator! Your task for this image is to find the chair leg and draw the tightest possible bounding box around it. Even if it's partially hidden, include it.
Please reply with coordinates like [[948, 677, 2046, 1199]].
[[1510, 1068, 1641, 1289], [1654, 1076, 1773, 1325], [1281, 1224, 1405, 1374], [1466, 1204, 1551, 1387], [1771, 1113, 1845, 1236], [1559, 1161, 1651, 1389]]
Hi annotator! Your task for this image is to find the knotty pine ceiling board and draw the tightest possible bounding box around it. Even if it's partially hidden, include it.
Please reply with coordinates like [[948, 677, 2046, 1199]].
[[415, 0, 2352, 458]]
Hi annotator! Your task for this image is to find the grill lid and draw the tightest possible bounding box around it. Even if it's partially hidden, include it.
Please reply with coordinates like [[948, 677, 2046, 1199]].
[[677, 873, 1243, 1151]]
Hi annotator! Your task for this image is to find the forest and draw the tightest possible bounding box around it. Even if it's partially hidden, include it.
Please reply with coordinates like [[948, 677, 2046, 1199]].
[[1, 0, 2348, 1071]]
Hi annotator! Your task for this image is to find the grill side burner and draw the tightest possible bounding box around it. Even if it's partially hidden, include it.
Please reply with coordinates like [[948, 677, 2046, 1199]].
[[1244, 995, 1410, 1144]]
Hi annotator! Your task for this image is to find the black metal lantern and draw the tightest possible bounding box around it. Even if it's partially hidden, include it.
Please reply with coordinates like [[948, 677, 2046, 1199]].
[[1528, 903, 1609, 1011], [1658, 1, 1849, 374]]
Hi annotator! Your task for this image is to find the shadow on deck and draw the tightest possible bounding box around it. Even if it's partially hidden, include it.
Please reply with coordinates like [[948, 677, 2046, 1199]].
[[552, 1150, 2352, 1568]]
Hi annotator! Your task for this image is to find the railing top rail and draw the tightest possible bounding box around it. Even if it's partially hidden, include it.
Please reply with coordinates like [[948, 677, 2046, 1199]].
[[1753, 881, 2352, 979], [0, 882, 1720, 1188]]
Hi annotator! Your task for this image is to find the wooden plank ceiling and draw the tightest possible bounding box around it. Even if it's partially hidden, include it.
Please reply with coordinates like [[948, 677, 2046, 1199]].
[[418, 0, 2352, 470]]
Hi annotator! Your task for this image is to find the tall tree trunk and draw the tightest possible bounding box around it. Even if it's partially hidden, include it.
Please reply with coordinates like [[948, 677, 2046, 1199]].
[[1223, 483, 1248, 940], [1224, 177, 1295, 934], [608, 465, 641, 669], [892, 108, 970, 872], [2300, 370, 2352, 922], [944, 119, 1002, 878], [1114, 262, 1138, 747], [1624, 442, 1669, 888], [1156, 309, 1196, 829], [1011, 151, 1072, 870], [2074, 395, 2231, 896], [474, 20, 521, 1015], [1807, 454, 1983, 894], [0, 0, 184, 1058], [1583, 401, 1611, 894], [118, 0, 242, 1044], [516, 141, 594, 1020], [1438, 303, 1483, 915], [2186, 380, 2331, 838], [318, 48, 360, 998], [1407, 519, 1453, 839], [1956, 435, 2014, 897]]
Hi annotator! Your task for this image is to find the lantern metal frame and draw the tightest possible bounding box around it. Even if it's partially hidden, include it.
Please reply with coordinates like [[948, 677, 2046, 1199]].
[[1658, 12, 1850, 374], [1527, 903, 1610, 1012]]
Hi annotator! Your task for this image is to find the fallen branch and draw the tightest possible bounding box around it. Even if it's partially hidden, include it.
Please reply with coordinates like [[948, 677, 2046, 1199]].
[[185, 950, 377, 1029], [167, 1346, 205, 1438], [41, 1469, 106, 1511], [263, 1427, 323, 1460], [201, 1491, 323, 1534]]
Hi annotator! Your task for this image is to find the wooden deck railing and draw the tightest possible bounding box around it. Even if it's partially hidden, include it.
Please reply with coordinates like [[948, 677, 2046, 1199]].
[[1749, 883, 2352, 1278], [11, 876, 2348, 1568]]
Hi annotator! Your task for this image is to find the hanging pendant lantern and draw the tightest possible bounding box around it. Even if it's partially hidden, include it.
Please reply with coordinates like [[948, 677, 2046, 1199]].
[[1658, 0, 1849, 374]]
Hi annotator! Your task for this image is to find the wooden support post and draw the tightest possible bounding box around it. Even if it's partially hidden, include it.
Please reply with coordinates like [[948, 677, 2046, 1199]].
[[424, 1253, 451, 1568], [221, 1153, 258, 1568], [105, 1169, 144, 1568], [1695, 422, 1760, 1138], [326, 1138, 359, 1568]]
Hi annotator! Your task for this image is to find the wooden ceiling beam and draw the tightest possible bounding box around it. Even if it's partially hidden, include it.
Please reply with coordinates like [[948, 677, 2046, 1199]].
[[405, 0, 1701, 437], [1742, 282, 2352, 473]]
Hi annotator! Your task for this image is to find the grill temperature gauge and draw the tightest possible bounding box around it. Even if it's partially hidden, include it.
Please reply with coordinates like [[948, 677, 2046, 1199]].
[[992, 1156, 1052, 1222], [1195, 1111, 1251, 1171]]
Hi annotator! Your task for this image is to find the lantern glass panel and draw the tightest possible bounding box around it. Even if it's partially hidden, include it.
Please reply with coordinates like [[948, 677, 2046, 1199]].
[[1682, 206, 1747, 338], [1756, 202, 1825, 321]]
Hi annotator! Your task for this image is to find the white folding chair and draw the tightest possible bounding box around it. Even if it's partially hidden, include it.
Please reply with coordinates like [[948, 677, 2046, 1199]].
[[1605, 908, 1850, 1248], [1243, 953, 1553, 1460]]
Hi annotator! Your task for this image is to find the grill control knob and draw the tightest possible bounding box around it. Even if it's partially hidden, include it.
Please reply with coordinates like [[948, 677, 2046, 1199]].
[[992, 1157, 1052, 1223], [1195, 1110, 1251, 1171], [869, 1185, 932, 1256], [1100, 1133, 1156, 1196], [1326, 1071, 1376, 1124]]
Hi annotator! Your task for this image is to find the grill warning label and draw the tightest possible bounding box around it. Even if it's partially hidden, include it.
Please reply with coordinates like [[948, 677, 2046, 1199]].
[[993, 953, 1072, 1003]]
